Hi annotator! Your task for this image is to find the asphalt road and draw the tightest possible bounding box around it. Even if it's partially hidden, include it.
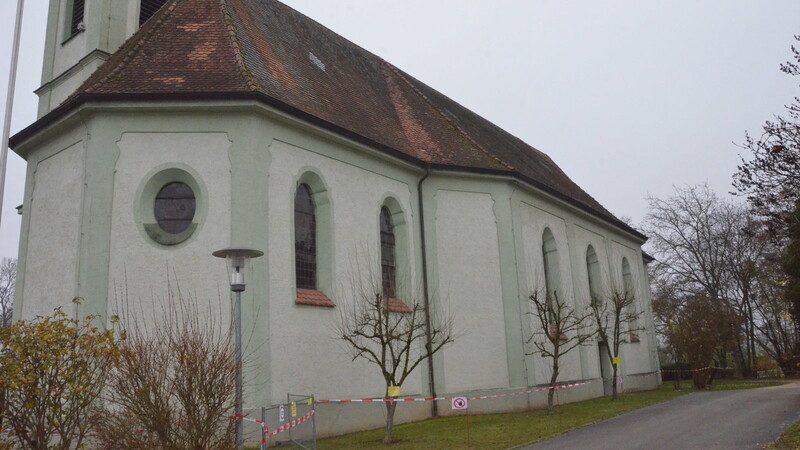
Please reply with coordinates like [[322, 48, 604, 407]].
[[525, 382, 800, 450]]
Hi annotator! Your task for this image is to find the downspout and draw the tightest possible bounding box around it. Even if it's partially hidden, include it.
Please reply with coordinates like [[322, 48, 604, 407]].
[[418, 168, 437, 416]]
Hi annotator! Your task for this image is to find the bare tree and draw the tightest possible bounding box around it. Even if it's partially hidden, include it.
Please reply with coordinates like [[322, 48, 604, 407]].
[[665, 294, 740, 387], [734, 35, 800, 236], [95, 288, 237, 449], [642, 184, 757, 376], [527, 291, 594, 414], [0, 258, 16, 327], [748, 253, 800, 377], [732, 35, 800, 378], [336, 269, 454, 445], [591, 289, 644, 400]]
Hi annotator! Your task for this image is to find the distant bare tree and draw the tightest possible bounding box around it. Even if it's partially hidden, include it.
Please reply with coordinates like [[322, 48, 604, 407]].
[[0, 258, 16, 327], [336, 266, 454, 445], [591, 289, 644, 400], [642, 184, 757, 376], [527, 291, 594, 414]]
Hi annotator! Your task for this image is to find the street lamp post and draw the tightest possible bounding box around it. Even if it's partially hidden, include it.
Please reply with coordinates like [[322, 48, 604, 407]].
[[213, 247, 264, 450]]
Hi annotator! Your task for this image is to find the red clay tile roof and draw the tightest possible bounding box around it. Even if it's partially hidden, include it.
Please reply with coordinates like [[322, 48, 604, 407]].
[[17, 0, 644, 240]]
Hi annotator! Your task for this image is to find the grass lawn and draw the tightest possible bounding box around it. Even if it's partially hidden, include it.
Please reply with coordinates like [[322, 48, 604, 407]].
[[316, 379, 786, 449], [767, 419, 800, 449]]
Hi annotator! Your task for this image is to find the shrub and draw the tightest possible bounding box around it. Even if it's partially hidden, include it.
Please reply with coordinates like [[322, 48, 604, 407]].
[[0, 303, 119, 449]]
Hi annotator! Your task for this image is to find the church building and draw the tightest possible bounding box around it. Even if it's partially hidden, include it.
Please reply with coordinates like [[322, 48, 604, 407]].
[[10, 0, 660, 436]]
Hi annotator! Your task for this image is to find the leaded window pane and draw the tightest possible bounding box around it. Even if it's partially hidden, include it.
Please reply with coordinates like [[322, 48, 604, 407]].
[[295, 184, 316, 289], [154, 182, 195, 234], [380, 207, 396, 298]]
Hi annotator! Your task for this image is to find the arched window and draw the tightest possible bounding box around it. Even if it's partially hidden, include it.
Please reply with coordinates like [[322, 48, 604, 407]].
[[622, 258, 634, 301], [541, 228, 563, 333], [622, 257, 640, 341], [294, 184, 316, 290], [586, 245, 600, 305], [541, 228, 560, 303], [380, 207, 396, 298]]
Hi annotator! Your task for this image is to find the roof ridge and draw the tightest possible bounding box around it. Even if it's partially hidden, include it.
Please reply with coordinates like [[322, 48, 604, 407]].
[[382, 61, 514, 171], [81, 0, 181, 95], [219, 0, 262, 92]]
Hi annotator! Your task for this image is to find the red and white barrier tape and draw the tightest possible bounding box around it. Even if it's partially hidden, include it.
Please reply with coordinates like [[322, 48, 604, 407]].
[[316, 371, 666, 404], [659, 367, 733, 374], [316, 380, 591, 404], [471, 381, 588, 400], [229, 414, 270, 435], [230, 410, 315, 442], [265, 410, 314, 439]]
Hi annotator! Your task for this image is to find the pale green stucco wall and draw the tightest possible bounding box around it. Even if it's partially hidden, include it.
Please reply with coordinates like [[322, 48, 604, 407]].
[[12, 99, 660, 436]]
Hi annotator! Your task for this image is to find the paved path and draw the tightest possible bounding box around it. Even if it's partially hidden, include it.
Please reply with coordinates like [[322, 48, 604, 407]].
[[525, 382, 800, 450]]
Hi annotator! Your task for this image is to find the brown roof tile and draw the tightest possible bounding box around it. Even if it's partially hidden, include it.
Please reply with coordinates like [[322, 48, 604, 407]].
[[20, 0, 643, 239], [295, 289, 335, 308]]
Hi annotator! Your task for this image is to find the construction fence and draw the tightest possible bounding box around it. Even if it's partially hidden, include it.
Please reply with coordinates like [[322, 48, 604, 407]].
[[236, 371, 667, 447]]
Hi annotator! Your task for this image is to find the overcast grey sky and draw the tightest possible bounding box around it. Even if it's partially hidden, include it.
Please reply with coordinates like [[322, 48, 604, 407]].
[[1, 1, 799, 261]]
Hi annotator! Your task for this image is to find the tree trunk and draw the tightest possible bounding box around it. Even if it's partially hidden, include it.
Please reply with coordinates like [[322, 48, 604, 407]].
[[547, 361, 559, 415], [611, 364, 619, 400], [383, 401, 397, 444], [779, 358, 798, 378]]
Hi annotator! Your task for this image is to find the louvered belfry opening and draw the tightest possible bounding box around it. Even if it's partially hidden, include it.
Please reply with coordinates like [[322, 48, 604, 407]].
[[139, 0, 169, 26], [70, 0, 85, 36]]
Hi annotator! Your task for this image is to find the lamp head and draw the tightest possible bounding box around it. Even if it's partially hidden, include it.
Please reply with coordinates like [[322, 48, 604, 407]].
[[212, 247, 264, 292]]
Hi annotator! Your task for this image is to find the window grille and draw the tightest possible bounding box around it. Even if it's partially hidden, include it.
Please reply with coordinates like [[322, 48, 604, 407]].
[[586, 245, 600, 305], [295, 184, 316, 290], [154, 182, 196, 234], [69, 0, 85, 36], [542, 228, 559, 320], [139, 0, 169, 26], [380, 207, 396, 298], [622, 258, 639, 333]]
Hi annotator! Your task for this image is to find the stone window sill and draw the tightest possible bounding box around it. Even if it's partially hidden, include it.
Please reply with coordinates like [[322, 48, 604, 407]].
[[295, 288, 336, 308], [548, 324, 568, 341], [385, 298, 412, 314]]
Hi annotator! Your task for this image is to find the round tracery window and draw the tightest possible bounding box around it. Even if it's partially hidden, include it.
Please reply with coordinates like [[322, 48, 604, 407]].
[[154, 182, 196, 234]]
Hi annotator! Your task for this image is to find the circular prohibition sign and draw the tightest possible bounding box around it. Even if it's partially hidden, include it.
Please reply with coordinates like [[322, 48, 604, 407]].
[[451, 397, 468, 410]]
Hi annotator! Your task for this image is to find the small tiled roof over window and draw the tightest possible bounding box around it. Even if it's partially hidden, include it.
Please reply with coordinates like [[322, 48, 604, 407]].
[[13, 0, 644, 240]]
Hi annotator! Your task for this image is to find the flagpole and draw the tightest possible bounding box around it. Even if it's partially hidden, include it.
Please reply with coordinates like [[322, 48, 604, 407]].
[[0, 0, 26, 229]]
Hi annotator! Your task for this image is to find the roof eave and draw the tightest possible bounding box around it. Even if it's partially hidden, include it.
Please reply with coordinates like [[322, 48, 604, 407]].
[[10, 92, 647, 242]]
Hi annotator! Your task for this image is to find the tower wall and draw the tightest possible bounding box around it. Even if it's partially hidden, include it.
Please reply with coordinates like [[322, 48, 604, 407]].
[[37, 0, 152, 117]]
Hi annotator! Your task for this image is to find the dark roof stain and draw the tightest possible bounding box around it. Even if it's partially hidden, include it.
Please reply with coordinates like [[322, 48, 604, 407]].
[[14, 0, 644, 240]]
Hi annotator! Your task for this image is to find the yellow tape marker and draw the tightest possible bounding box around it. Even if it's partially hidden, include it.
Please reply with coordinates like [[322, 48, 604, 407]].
[[387, 386, 400, 398], [307, 398, 313, 405], [612, 357, 621, 365], [291, 402, 297, 418]]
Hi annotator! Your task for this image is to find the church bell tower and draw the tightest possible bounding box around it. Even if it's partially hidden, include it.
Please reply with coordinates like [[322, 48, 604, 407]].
[[37, 0, 169, 118]]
